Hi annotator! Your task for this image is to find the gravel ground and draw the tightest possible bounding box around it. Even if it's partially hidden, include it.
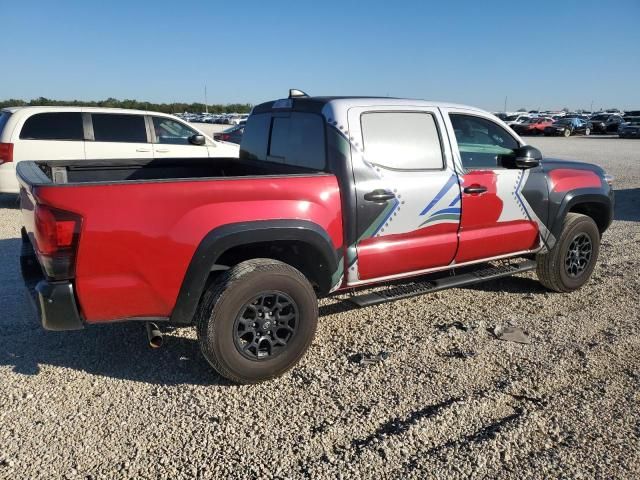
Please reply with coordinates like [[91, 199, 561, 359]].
[[0, 136, 638, 479]]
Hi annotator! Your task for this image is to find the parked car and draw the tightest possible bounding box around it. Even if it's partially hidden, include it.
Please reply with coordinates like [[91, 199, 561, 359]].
[[589, 114, 624, 134], [544, 117, 592, 137], [504, 114, 531, 126], [511, 117, 554, 135], [619, 117, 640, 138], [0, 106, 239, 194], [17, 93, 613, 383], [230, 114, 250, 125], [214, 124, 245, 144]]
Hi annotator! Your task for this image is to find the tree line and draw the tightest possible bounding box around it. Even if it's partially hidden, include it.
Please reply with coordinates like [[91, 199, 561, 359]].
[[0, 97, 253, 114]]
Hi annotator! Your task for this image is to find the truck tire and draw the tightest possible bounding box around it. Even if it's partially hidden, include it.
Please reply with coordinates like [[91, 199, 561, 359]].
[[196, 258, 318, 384], [536, 213, 600, 292]]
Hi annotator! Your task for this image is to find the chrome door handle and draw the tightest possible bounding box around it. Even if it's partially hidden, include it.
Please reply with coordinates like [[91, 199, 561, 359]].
[[136, 148, 151, 153], [364, 189, 396, 202], [463, 185, 487, 194]]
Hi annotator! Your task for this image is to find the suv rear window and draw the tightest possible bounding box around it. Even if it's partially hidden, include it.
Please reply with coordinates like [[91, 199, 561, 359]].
[[92, 114, 147, 143], [241, 112, 326, 170], [20, 112, 84, 141], [0, 111, 11, 134]]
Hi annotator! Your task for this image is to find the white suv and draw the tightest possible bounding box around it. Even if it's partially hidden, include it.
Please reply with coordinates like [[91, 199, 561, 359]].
[[0, 106, 240, 194]]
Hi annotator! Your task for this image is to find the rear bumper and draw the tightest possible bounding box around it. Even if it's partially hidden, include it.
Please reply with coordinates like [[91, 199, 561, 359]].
[[20, 229, 84, 331], [0, 163, 19, 194]]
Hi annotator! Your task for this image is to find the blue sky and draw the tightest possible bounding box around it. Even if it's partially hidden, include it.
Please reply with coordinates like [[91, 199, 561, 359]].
[[1, 0, 639, 111]]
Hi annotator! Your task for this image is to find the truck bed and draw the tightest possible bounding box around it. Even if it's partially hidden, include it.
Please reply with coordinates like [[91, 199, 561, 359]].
[[17, 157, 342, 323], [17, 157, 322, 186]]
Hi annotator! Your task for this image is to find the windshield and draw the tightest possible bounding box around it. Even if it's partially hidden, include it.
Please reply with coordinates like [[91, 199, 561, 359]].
[[505, 115, 519, 121]]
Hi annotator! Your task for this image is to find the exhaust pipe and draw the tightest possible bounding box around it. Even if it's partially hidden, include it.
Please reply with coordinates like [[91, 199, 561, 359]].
[[145, 322, 163, 348]]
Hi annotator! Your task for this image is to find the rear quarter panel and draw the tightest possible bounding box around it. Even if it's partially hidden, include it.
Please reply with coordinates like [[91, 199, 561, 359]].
[[33, 175, 342, 322]]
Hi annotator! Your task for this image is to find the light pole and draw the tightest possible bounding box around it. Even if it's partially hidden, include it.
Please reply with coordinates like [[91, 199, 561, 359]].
[[205, 85, 208, 114]]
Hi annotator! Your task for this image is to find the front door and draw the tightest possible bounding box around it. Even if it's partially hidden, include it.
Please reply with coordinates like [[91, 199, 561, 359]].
[[348, 106, 461, 283], [150, 116, 209, 158], [443, 111, 541, 263]]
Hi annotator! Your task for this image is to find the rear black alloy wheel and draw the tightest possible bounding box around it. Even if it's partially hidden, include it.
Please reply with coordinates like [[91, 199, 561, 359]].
[[196, 259, 318, 384], [233, 291, 298, 361], [564, 233, 592, 278]]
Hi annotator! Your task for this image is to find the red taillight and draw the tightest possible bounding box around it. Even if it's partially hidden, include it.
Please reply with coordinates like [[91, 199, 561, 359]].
[[0, 143, 13, 164], [221, 134, 230, 141], [34, 204, 82, 279]]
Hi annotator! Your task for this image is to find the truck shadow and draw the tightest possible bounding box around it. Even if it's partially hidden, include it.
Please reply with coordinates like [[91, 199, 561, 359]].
[[319, 273, 547, 317], [614, 188, 639, 222], [0, 320, 234, 387], [0, 235, 233, 386]]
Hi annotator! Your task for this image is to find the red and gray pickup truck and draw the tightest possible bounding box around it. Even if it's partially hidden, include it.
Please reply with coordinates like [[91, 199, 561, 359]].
[[18, 91, 614, 383]]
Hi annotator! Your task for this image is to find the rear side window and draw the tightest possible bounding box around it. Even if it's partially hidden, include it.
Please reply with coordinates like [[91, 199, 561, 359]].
[[241, 112, 326, 170], [240, 113, 270, 161], [0, 111, 11, 134], [268, 113, 325, 169], [92, 114, 147, 143], [361, 112, 443, 170], [20, 112, 84, 141]]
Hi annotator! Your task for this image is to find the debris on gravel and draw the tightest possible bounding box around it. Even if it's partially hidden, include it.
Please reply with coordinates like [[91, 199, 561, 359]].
[[349, 351, 391, 365], [492, 325, 532, 344]]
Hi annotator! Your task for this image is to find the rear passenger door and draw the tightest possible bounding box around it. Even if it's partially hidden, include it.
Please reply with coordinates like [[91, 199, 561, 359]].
[[85, 113, 153, 159], [150, 116, 209, 158], [16, 112, 85, 161], [348, 106, 461, 282]]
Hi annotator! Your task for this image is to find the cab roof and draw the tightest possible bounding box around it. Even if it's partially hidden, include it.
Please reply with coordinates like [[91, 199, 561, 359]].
[[252, 96, 485, 115]]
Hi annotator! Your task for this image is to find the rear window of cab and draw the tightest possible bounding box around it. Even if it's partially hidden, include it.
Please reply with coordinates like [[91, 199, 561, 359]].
[[240, 112, 326, 170]]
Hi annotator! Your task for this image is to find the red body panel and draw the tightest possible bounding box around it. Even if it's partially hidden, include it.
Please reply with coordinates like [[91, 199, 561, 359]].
[[549, 169, 601, 192], [33, 175, 343, 322], [357, 223, 458, 279], [455, 171, 538, 263]]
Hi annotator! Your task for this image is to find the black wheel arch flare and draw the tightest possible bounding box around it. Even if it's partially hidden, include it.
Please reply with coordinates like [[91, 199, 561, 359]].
[[170, 220, 339, 326], [548, 188, 614, 242]]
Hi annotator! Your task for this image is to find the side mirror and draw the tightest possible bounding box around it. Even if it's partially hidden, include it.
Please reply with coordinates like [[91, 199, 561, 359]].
[[511, 145, 542, 169], [189, 134, 206, 146]]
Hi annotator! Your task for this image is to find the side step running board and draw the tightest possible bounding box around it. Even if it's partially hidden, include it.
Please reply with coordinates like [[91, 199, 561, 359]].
[[349, 260, 536, 307]]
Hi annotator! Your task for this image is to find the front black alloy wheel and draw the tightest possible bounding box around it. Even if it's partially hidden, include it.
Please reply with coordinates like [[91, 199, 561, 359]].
[[536, 213, 600, 292], [564, 233, 592, 278]]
